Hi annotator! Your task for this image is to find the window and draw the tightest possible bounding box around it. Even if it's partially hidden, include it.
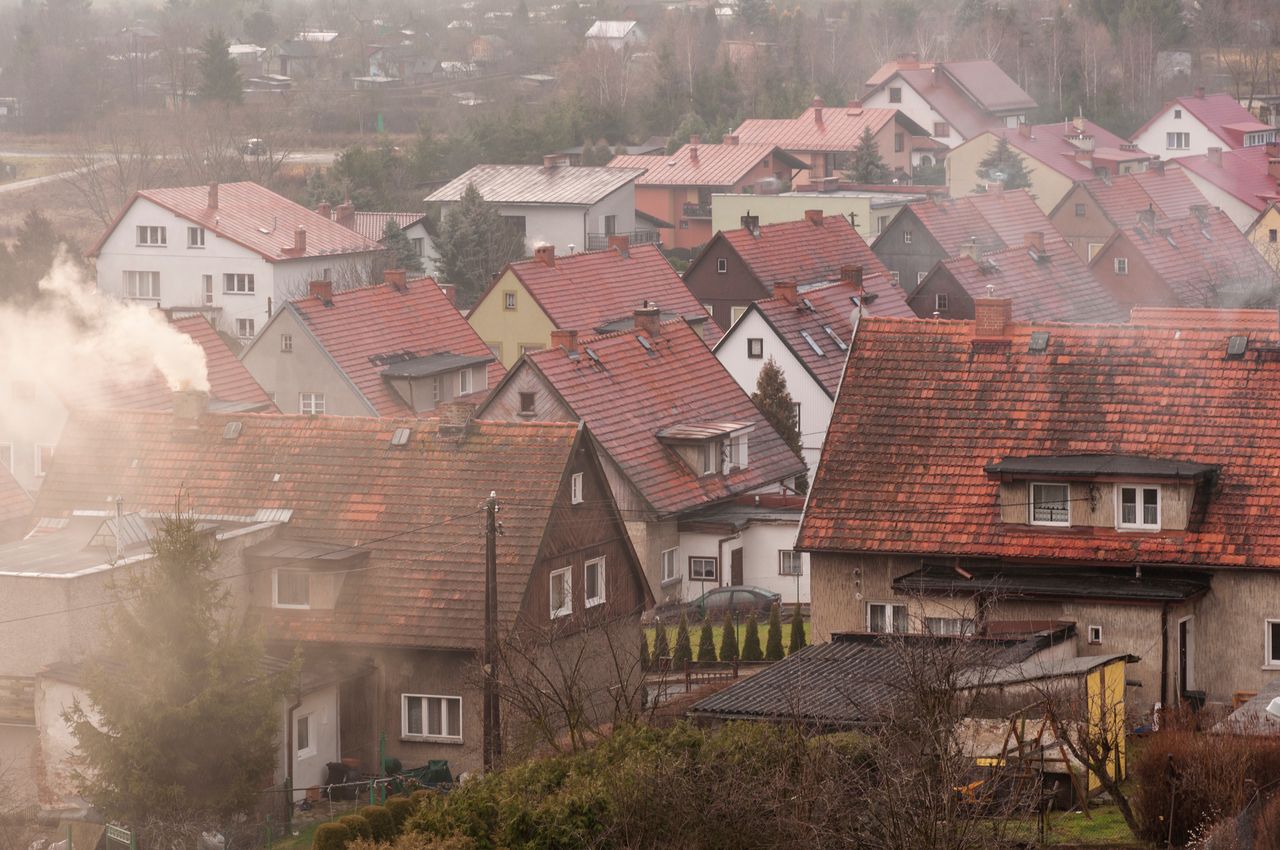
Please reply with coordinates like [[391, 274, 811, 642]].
[[903, 229, 913, 244], [1113, 257, 1128, 275], [661, 548, 678, 583], [680, 220, 689, 229], [34, 444, 53, 477], [299, 392, 326, 415], [700, 442, 717, 475], [1174, 108, 1182, 119], [1030, 482, 1070, 526], [122, 270, 160, 300], [933, 122, 949, 138], [894, 132, 904, 153], [747, 337, 764, 359], [604, 214, 617, 236], [779, 550, 803, 576], [503, 291, 517, 310], [1075, 203, 1086, 218], [519, 391, 536, 414], [550, 566, 572, 617], [868, 602, 909, 634], [202, 274, 214, 305], [402, 694, 462, 740], [136, 225, 166, 246], [1118, 485, 1160, 530], [890, 270, 900, 285], [273, 568, 310, 608], [280, 334, 293, 353], [1088, 625, 1103, 645], [459, 368, 473, 395], [793, 402, 801, 426], [1166, 132, 1190, 150], [1270, 229, 1278, 244], [917, 271, 927, 285], [888, 86, 902, 104], [187, 226, 205, 248], [570, 472, 584, 504], [519, 343, 544, 356], [730, 305, 747, 325], [690, 557, 718, 581], [877, 215, 889, 234], [716, 258, 728, 273], [236, 318, 255, 339], [925, 617, 974, 636], [296, 713, 314, 757], [431, 377, 442, 403], [1087, 243, 1104, 261], [410, 237, 425, 256], [1267, 621, 1280, 667], [224, 273, 255, 294], [935, 293, 948, 312], [0, 443, 10, 472], [723, 433, 749, 471], [585, 557, 605, 607]]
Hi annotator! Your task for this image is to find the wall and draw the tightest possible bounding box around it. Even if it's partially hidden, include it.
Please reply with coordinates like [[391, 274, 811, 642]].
[[501, 206, 583, 255], [1133, 106, 1234, 157], [404, 221, 439, 278], [871, 208, 946, 293], [676, 520, 809, 604], [467, 270, 557, 368], [1049, 185, 1115, 262], [585, 184, 638, 242], [1089, 233, 1176, 309], [241, 309, 375, 416], [710, 193, 914, 242], [864, 79, 962, 148], [945, 133, 1074, 213], [1249, 207, 1280, 272], [683, 239, 768, 330], [909, 266, 974, 318], [286, 683, 341, 801], [807, 551, 920, 641], [1177, 167, 1262, 231]]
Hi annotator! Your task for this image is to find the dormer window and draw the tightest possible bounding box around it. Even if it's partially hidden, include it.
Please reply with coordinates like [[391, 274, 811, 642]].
[[273, 568, 310, 609], [1118, 485, 1160, 530], [1030, 482, 1070, 526], [659, 422, 753, 477]]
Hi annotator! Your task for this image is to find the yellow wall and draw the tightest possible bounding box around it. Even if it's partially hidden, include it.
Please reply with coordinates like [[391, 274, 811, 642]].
[[1083, 659, 1128, 791], [945, 132, 1074, 214], [467, 270, 558, 369], [1248, 206, 1280, 273]]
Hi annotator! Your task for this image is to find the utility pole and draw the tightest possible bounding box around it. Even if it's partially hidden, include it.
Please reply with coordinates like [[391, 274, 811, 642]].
[[482, 491, 501, 771]]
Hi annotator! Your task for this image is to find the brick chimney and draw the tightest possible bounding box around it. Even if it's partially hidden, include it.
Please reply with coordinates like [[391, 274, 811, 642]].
[[293, 225, 307, 254], [309, 279, 334, 305], [774, 280, 799, 303], [973, 296, 1013, 340], [335, 201, 355, 229], [847, 99, 862, 110], [722, 133, 739, 145], [207, 182, 219, 210], [437, 401, 477, 439], [1024, 231, 1045, 254], [1206, 147, 1223, 168], [534, 244, 556, 267], [550, 328, 579, 352], [1074, 149, 1093, 167], [840, 264, 863, 290], [1137, 206, 1157, 229], [607, 234, 630, 256], [384, 268, 408, 291], [1151, 159, 1166, 175], [805, 209, 824, 225], [316, 200, 331, 220], [172, 389, 209, 427], [1194, 86, 1205, 98], [634, 301, 662, 337], [960, 239, 981, 261], [812, 95, 824, 125], [689, 145, 699, 165], [1018, 122, 1032, 139]]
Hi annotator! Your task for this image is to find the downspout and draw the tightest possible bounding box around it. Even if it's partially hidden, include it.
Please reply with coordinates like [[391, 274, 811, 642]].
[[1160, 602, 1169, 711], [286, 677, 303, 797]]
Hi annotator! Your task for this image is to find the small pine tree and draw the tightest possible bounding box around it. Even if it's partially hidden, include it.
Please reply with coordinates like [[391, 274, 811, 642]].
[[752, 357, 806, 491], [381, 219, 425, 275], [788, 602, 807, 654], [653, 619, 671, 661], [741, 610, 763, 661], [719, 611, 739, 661], [640, 628, 652, 670], [697, 619, 717, 662], [765, 602, 785, 661], [672, 613, 693, 669], [978, 135, 1032, 191], [197, 29, 243, 104], [847, 127, 891, 184], [434, 182, 526, 307]]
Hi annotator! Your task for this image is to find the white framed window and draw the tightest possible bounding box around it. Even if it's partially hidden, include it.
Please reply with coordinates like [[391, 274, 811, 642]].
[[136, 225, 166, 246], [187, 226, 205, 248], [281, 334, 293, 353], [459, 368, 473, 395], [903, 229, 913, 244], [935, 293, 948, 312], [917, 271, 927, 285], [584, 557, 605, 607], [868, 602, 909, 634], [296, 713, 316, 758], [570, 471, 584, 504], [700, 442, 717, 475], [723, 433, 749, 472], [661, 548, 678, 584], [273, 568, 310, 608], [236, 318, 255, 339], [1088, 625, 1103, 645], [519, 343, 544, 356], [0, 443, 10, 472], [1117, 485, 1160, 530], [123, 270, 160, 300], [925, 617, 973, 636], [410, 237, 425, 256], [503, 291, 517, 310], [431, 377, 442, 403], [779, 550, 802, 576], [550, 566, 572, 618], [730, 305, 747, 326], [202, 274, 214, 305], [1166, 131, 1190, 150], [747, 338, 763, 359], [299, 392, 326, 415], [402, 694, 462, 740], [34, 444, 53, 477], [1087, 243, 1104, 261], [690, 556, 718, 581], [877, 215, 888, 234], [223, 273, 255, 294], [1113, 257, 1128, 275], [1030, 482, 1070, 526], [1266, 620, 1280, 668], [716, 258, 728, 273]]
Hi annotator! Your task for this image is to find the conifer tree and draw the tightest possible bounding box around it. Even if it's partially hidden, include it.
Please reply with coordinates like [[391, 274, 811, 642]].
[[697, 619, 717, 662], [788, 602, 807, 654], [653, 618, 671, 661], [741, 610, 763, 661], [753, 357, 806, 491], [672, 613, 693, 669], [765, 602, 785, 661], [434, 182, 526, 308], [719, 611, 739, 661], [847, 127, 891, 184], [197, 30, 243, 104], [381, 219, 425, 275], [978, 135, 1032, 191], [640, 627, 651, 671]]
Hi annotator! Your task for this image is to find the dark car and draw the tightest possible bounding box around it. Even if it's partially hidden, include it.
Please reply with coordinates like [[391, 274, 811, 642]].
[[658, 586, 782, 622]]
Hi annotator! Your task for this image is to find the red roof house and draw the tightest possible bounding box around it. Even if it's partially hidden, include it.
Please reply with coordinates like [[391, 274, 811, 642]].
[[1173, 144, 1280, 230], [1133, 89, 1277, 157]]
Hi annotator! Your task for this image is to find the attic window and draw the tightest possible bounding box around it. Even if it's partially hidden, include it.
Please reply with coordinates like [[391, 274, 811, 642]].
[[1117, 486, 1160, 530], [390, 427, 412, 447], [1227, 335, 1249, 358], [223, 422, 243, 440], [799, 329, 825, 356], [519, 391, 536, 414], [273, 569, 310, 609], [1028, 331, 1050, 352], [637, 335, 655, 354], [822, 325, 848, 351]]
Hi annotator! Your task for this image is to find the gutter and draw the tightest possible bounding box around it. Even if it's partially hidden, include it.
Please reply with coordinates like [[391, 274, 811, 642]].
[[1160, 602, 1169, 710]]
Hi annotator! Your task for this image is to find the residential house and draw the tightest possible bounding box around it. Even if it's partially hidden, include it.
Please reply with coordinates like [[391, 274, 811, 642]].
[[677, 495, 809, 605], [1172, 143, 1280, 230], [367, 44, 439, 82], [946, 118, 1154, 212], [467, 240, 711, 369], [1132, 88, 1277, 158], [264, 30, 342, 79], [321, 201, 438, 278], [609, 139, 810, 250], [683, 210, 906, 329], [733, 98, 932, 185], [798, 302, 1280, 713], [89, 182, 384, 341], [477, 311, 807, 605], [1048, 167, 1211, 262], [1088, 207, 1280, 309], [228, 42, 266, 77], [585, 20, 644, 50], [1246, 202, 1280, 273], [241, 271, 501, 416], [862, 55, 1037, 153], [425, 159, 644, 255], [908, 232, 1126, 323], [710, 186, 929, 242], [556, 138, 666, 166]]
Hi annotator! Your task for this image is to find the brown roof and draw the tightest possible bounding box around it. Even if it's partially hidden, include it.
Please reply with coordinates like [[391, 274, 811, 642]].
[[609, 144, 809, 188], [425, 164, 643, 206]]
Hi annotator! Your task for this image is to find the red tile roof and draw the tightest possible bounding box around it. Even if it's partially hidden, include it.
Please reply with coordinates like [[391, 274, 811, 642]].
[[1173, 146, 1280, 214], [0, 468, 31, 533], [89, 182, 383, 261], [734, 106, 926, 153], [995, 121, 1139, 181], [738, 280, 866, 395], [895, 189, 1049, 257], [1135, 93, 1272, 149], [1075, 169, 1210, 225], [964, 189, 1056, 245], [282, 276, 503, 416], [497, 319, 806, 516], [35, 411, 586, 650], [798, 313, 1280, 568], [609, 144, 809, 188]]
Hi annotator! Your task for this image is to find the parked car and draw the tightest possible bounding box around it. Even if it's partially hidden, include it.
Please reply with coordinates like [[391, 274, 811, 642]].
[[657, 586, 782, 622], [242, 137, 266, 156]]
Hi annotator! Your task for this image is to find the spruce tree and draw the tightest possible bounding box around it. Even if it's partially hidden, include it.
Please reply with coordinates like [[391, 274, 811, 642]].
[[653, 619, 671, 661], [697, 619, 717, 662], [788, 602, 807, 654], [847, 127, 891, 184], [640, 627, 651, 671], [197, 30, 243, 104], [978, 135, 1032, 191], [741, 611, 763, 661], [765, 602, 785, 661], [434, 182, 526, 308], [719, 611, 739, 661], [381, 219, 425, 275], [672, 613, 693, 669], [752, 357, 806, 491]]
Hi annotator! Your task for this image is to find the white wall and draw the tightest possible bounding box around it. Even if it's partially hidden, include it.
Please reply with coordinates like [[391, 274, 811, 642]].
[[285, 683, 341, 801], [1133, 107, 1231, 157], [405, 221, 439, 278], [676, 521, 809, 604], [487, 184, 636, 255], [864, 80, 962, 147], [1174, 165, 1260, 231]]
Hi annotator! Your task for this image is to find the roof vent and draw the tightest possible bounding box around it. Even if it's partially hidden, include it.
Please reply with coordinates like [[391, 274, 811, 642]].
[[637, 335, 655, 354], [223, 421, 243, 440], [1227, 335, 1249, 358], [1028, 331, 1050, 352], [391, 427, 412, 447], [584, 346, 603, 365]]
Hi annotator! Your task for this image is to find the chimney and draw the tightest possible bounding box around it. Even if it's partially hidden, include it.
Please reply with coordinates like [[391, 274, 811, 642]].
[[847, 99, 862, 110], [820, 176, 840, 192], [805, 209, 824, 225], [543, 153, 569, 168], [172, 389, 209, 427], [1074, 149, 1093, 167], [438, 283, 456, 305], [1269, 158, 1280, 181], [1017, 122, 1032, 139], [1152, 159, 1166, 175], [722, 133, 739, 145], [316, 200, 331, 220], [1072, 115, 1085, 133], [1024, 231, 1045, 254], [607, 234, 630, 256], [774, 279, 799, 304], [960, 239, 980, 261], [1206, 146, 1224, 168], [384, 268, 408, 291], [740, 213, 760, 235], [1194, 86, 1205, 98], [973, 296, 1013, 340], [534, 244, 556, 267], [207, 182, 219, 210], [293, 225, 307, 254], [896, 51, 918, 67], [550, 328, 580, 352], [840, 264, 863, 290], [335, 200, 355, 229], [437, 401, 477, 439], [1189, 203, 1208, 222], [634, 301, 662, 337], [812, 95, 824, 125], [931, 65, 941, 86], [309, 279, 334, 305], [689, 145, 699, 165]]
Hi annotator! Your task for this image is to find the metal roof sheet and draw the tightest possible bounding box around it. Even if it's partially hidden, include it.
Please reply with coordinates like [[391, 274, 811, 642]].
[[425, 164, 643, 206]]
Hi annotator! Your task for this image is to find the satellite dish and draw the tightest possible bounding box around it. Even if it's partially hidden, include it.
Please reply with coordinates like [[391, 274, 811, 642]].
[[1267, 696, 1280, 719]]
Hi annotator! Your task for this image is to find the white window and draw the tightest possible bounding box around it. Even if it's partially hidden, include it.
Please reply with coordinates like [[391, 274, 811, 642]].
[[203, 274, 214, 305], [1030, 482, 1071, 526], [1113, 257, 1128, 275], [296, 713, 314, 757], [504, 291, 517, 310], [273, 568, 310, 608], [584, 557, 606, 607], [723, 433, 749, 472], [570, 472, 584, 504], [779, 550, 802, 576], [1174, 108, 1182, 119], [877, 215, 888, 234], [661, 548, 678, 584], [236, 318, 255, 339], [187, 226, 205, 248], [1166, 131, 1190, 150], [716, 258, 728, 273], [868, 602, 909, 634], [123, 270, 160, 299], [299, 392, 326, 415], [1088, 625, 1103, 645], [690, 557, 718, 581], [0, 443, 10, 472], [519, 343, 544, 356], [903, 229, 913, 244], [1117, 485, 1160, 530], [410, 237, 425, 256], [1266, 621, 1280, 667], [136, 225, 166, 246], [700, 442, 717, 475], [730, 305, 747, 326], [747, 338, 763, 359], [917, 271, 927, 285], [935, 293, 948, 312], [281, 334, 293, 353], [402, 694, 462, 740], [925, 617, 973, 636], [459, 368, 473, 395], [223, 273, 255, 294], [34, 444, 53, 477], [550, 566, 572, 618], [431, 377, 442, 403]]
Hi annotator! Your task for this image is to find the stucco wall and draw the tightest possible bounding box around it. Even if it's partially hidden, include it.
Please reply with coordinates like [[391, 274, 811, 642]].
[[241, 309, 374, 415], [1133, 107, 1235, 158], [710, 193, 912, 242], [468, 270, 557, 368], [945, 133, 1073, 213], [677, 521, 808, 604]]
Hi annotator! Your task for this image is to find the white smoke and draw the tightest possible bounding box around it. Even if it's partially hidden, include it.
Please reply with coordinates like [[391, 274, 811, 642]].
[[0, 254, 209, 444]]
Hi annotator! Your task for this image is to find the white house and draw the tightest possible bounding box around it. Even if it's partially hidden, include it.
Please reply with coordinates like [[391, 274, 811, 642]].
[[675, 497, 810, 605], [322, 203, 439, 278], [585, 20, 643, 51], [425, 158, 644, 254], [89, 182, 383, 341], [1131, 89, 1278, 158]]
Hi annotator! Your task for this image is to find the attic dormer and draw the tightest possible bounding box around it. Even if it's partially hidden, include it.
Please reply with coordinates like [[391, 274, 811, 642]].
[[246, 537, 371, 611], [657, 422, 753, 477]]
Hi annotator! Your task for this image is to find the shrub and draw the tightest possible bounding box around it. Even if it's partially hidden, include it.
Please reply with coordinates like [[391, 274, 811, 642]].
[[639, 628, 651, 671], [741, 611, 763, 661], [313, 822, 353, 850], [339, 814, 373, 842], [719, 611, 738, 661], [652, 619, 670, 661], [672, 613, 692, 669], [360, 805, 397, 841], [696, 619, 717, 662], [788, 602, 807, 655], [410, 789, 433, 807], [764, 603, 784, 661], [385, 796, 416, 830]]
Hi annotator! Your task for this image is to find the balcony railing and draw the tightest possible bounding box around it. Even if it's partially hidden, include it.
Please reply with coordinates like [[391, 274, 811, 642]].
[[585, 230, 663, 251], [682, 202, 712, 219]]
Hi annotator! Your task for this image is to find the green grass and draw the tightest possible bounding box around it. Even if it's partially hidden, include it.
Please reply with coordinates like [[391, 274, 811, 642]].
[[1045, 803, 1140, 845], [266, 819, 320, 850], [644, 620, 805, 661]]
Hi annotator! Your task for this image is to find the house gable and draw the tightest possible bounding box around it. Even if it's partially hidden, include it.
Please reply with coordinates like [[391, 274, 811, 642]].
[[871, 205, 947, 291], [468, 269, 556, 369], [683, 235, 767, 330]]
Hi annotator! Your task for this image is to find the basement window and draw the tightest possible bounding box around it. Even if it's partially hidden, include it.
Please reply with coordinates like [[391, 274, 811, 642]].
[[1117, 486, 1160, 530], [273, 568, 310, 609]]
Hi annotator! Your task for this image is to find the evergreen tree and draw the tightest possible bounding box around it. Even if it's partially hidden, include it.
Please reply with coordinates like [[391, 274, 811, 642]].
[[847, 127, 891, 184], [197, 29, 243, 104], [381, 219, 425, 275], [788, 602, 807, 654], [697, 619, 717, 662], [672, 613, 693, 669], [738, 0, 770, 28], [752, 357, 806, 492], [243, 7, 278, 46], [434, 182, 526, 308], [640, 628, 651, 671], [719, 611, 739, 661], [764, 602, 785, 661], [741, 611, 763, 661], [978, 136, 1032, 191], [653, 619, 671, 661], [63, 509, 288, 826], [4, 210, 65, 303]]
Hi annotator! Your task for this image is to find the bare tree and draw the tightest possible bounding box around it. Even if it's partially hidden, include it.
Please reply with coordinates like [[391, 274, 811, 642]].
[[60, 112, 172, 229]]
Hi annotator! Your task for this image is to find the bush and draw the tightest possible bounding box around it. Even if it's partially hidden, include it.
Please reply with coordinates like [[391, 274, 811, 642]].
[[741, 611, 763, 661], [696, 620, 717, 662], [788, 602, 807, 655], [360, 805, 397, 841], [339, 814, 373, 842], [639, 628, 651, 671], [313, 822, 353, 850], [719, 611, 738, 661], [672, 613, 692, 669], [385, 796, 416, 831], [410, 789, 433, 807], [652, 619, 670, 661], [765, 603, 784, 661]]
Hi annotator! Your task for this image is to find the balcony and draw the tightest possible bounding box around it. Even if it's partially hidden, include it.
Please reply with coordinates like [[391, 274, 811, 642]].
[[585, 230, 663, 251], [681, 202, 712, 219]]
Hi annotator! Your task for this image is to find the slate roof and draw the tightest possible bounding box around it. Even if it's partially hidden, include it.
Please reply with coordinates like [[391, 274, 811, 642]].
[[1173, 146, 1280, 214], [609, 144, 809, 188], [798, 312, 1280, 568], [488, 319, 806, 517], [34, 411, 585, 650], [1135, 93, 1274, 149], [89, 182, 383, 261], [734, 106, 928, 153], [425, 164, 643, 206]]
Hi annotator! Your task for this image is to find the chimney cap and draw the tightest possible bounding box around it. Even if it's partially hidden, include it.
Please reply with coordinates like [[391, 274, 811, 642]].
[[804, 209, 824, 225], [533, 244, 556, 267]]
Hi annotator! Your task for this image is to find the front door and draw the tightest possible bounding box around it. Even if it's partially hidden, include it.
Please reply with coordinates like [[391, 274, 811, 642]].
[[730, 548, 743, 586]]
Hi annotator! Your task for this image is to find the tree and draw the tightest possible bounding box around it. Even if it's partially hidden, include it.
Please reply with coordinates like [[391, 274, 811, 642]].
[[653, 619, 671, 661], [197, 29, 243, 104], [639, 628, 651, 670], [63, 507, 287, 832], [741, 611, 763, 661], [382, 219, 425, 275], [788, 602, 807, 654], [847, 127, 891, 184], [433, 183, 527, 308], [4, 211, 66, 303], [242, 7, 278, 46], [764, 602, 784, 661], [672, 613, 693, 669], [977, 135, 1032, 191], [719, 611, 739, 661], [752, 357, 806, 491], [697, 619, 717, 662]]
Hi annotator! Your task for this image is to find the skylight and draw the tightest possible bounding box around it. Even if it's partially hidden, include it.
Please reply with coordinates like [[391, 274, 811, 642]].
[[1029, 331, 1050, 352], [1227, 335, 1248, 358], [823, 325, 848, 351], [799, 329, 825, 356]]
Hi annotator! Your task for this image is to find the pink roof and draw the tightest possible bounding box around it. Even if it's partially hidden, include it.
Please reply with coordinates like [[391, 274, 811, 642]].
[[1135, 92, 1272, 149], [1173, 146, 1280, 213], [941, 60, 1037, 112], [1076, 169, 1210, 225], [734, 106, 924, 153], [608, 143, 809, 188], [901, 189, 1051, 257], [964, 189, 1056, 245], [993, 120, 1139, 181]]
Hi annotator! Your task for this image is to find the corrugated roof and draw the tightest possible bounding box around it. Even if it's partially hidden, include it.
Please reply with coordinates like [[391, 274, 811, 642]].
[[345, 212, 426, 242], [425, 164, 643, 206], [609, 144, 809, 188]]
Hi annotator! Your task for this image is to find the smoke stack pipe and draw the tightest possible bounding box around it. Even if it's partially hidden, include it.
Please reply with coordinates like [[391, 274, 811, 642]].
[[634, 302, 662, 337]]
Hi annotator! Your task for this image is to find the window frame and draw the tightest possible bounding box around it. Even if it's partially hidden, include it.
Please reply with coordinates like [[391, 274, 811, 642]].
[[584, 556, 606, 607], [903, 229, 912, 245], [888, 86, 902, 104], [223, 273, 256, 294], [401, 693, 463, 741], [716, 258, 728, 273], [570, 471, 584, 505], [1074, 203, 1086, 218], [281, 333, 293, 353], [933, 121, 949, 138], [1030, 481, 1071, 527], [295, 712, 315, 757], [867, 601, 909, 634], [1165, 131, 1190, 150], [519, 391, 536, 415], [935, 293, 948, 312], [1088, 624, 1103, 645], [661, 548, 679, 584], [778, 550, 803, 576], [549, 565, 573, 618], [459, 368, 473, 396], [689, 556, 718, 582], [1116, 485, 1161, 531], [1266, 620, 1280, 669], [730, 305, 747, 326], [135, 225, 166, 247], [272, 567, 311, 609], [503, 291, 517, 310], [924, 617, 974, 636], [123, 270, 160, 300], [299, 392, 326, 415], [1113, 257, 1129, 275], [202, 274, 214, 305], [746, 337, 764, 359], [236, 318, 256, 339], [410, 236, 425, 257], [187, 226, 206, 248], [34, 444, 53, 478]]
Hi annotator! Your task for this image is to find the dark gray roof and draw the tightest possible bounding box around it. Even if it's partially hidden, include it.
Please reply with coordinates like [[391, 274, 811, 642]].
[[984, 454, 1219, 480], [244, 536, 369, 565], [895, 563, 1212, 603], [380, 352, 494, 379]]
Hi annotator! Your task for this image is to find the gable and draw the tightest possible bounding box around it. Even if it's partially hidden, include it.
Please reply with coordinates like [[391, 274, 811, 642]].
[[468, 270, 555, 368]]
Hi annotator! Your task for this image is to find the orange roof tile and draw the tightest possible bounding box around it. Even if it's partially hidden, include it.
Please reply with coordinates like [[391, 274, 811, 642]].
[[609, 144, 809, 188], [741, 280, 866, 395]]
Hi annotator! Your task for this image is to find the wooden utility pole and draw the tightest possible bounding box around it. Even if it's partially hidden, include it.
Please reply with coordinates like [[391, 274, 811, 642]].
[[483, 491, 501, 771]]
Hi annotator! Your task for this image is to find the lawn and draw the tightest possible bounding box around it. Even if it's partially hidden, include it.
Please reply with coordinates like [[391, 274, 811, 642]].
[[1044, 803, 1141, 846], [644, 620, 805, 660]]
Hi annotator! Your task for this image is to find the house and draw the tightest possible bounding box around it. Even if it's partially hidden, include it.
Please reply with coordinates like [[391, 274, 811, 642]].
[[871, 188, 1051, 292], [476, 311, 807, 605], [733, 98, 932, 185], [862, 55, 1037, 152], [228, 42, 266, 76], [89, 182, 384, 341], [555, 138, 666, 166], [609, 139, 811, 250], [1088, 207, 1280, 309], [710, 186, 929, 242], [1246, 202, 1280, 273], [908, 232, 1126, 324], [946, 118, 1154, 212], [585, 20, 644, 50], [677, 495, 810, 605], [1132, 88, 1278, 158], [241, 271, 500, 416], [321, 202, 438, 278], [683, 210, 905, 329], [467, 240, 711, 368], [797, 301, 1280, 713], [425, 159, 644, 256], [1172, 143, 1280, 230], [367, 44, 438, 82], [1048, 166, 1211, 262]]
